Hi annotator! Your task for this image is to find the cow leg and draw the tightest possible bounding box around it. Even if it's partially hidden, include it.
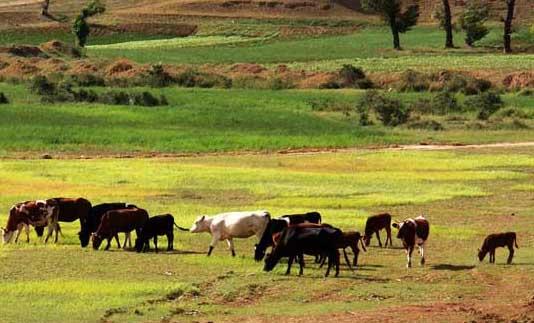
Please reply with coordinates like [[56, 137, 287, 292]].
[[226, 239, 236, 257], [507, 245, 514, 265], [114, 235, 121, 249], [154, 236, 158, 253], [286, 256, 294, 275], [123, 232, 130, 250], [298, 254, 305, 276], [319, 254, 326, 268], [376, 231, 382, 247], [419, 244, 425, 265], [491, 250, 495, 264], [351, 246, 359, 268], [54, 223, 59, 243], [105, 238, 112, 251], [167, 232, 174, 251], [406, 247, 413, 268], [386, 226, 392, 247], [44, 223, 54, 244], [207, 236, 219, 256], [343, 249, 353, 271], [14, 227, 22, 243], [24, 224, 30, 243]]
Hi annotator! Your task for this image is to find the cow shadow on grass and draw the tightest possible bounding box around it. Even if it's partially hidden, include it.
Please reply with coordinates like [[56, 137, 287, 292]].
[[102, 248, 204, 255], [431, 264, 476, 271]]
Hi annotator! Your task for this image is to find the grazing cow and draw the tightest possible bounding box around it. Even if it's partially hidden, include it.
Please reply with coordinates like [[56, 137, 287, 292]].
[[478, 232, 519, 264], [392, 215, 430, 268], [135, 214, 189, 253], [281, 212, 322, 225], [1, 201, 47, 244], [264, 226, 341, 277], [320, 231, 367, 270], [190, 210, 270, 257], [92, 208, 149, 250], [363, 213, 392, 247], [80, 203, 137, 248], [35, 197, 92, 243]]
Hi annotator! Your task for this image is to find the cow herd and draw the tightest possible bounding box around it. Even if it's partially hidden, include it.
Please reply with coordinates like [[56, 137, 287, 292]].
[[1, 197, 520, 277]]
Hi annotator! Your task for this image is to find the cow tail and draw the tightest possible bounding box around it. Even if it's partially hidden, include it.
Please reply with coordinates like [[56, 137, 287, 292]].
[[174, 222, 189, 232], [514, 235, 519, 249]]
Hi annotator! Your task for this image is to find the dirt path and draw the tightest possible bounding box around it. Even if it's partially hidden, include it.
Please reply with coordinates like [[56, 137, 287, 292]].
[[0, 0, 41, 8]]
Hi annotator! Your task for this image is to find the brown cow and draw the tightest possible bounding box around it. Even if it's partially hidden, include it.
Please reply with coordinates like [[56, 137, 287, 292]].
[[478, 232, 519, 264], [392, 215, 430, 268], [1, 201, 47, 244], [320, 231, 367, 270], [363, 213, 392, 247], [92, 208, 149, 250], [39, 197, 92, 243]]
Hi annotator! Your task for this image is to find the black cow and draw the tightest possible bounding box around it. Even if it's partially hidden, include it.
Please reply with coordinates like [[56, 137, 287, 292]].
[[281, 212, 322, 225], [478, 232, 518, 264], [363, 213, 392, 247], [135, 214, 188, 253], [392, 215, 430, 268], [264, 226, 341, 277]]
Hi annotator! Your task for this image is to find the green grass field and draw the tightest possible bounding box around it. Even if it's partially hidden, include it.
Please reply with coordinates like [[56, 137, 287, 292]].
[[0, 147, 533, 322], [0, 83, 533, 157]]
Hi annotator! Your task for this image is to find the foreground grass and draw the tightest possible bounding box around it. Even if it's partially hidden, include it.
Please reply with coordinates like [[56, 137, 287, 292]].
[[0, 148, 533, 322], [0, 84, 533, 156]]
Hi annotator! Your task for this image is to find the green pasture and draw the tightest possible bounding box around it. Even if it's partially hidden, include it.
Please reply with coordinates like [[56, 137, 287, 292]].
[[0, 148, 533, 322], [0, 83, 533, 157]]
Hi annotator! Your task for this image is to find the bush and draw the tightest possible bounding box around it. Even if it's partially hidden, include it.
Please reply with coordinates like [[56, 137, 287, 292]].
[[464, 92, 504, 120], [131, 92, 164, 107], [517, 88, 533, 96], [29, 75, 56, 96], [0, 92, 9, 104], [458, 1, 489, 46], [358, 90, 410, 126], [431, 92, 460, 114], [175, 69, 231, 88], [269, 77, 294, 90], [406, 119, 444, 131], [338, 65, 373, 89], [145, 63, 174, 88], [99, 91, 131, 105], [410, 98, 432, 114], [68, 73, 105, 87], [308, 98, 352, 115], [496, 107, 530, 119], [442, 74, 491, 95], [397, 70, 430, 92]]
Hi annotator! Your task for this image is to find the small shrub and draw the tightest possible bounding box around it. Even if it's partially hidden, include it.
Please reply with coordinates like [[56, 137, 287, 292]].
[[442, 74, 491, 95], [132, 92, 161, 107], [145, 63, 174, 88], [410, 98, 433, 114], [517, 88, 533, 96], [464, 92, 504, 120], [358, 90, 410, 126], [489, 118, 530, 130], [175, 69, 199, 88], [232, 76, 269, 89], [308, 98, 351, 114], [99, 91, 131, 105], [269, 77, 294, 90], [397, 70, 430, 92], [431, 92, 460, 115], [29, 75, 56, 96], [318, 81, 341, 89], [406, 119, 444, 131], [0, 92, 9, 104], [68, 73, 105, 87], [497, 107, 529, 119], [73, 88, 99, 103], [338, 65, 373, 89], [458, 1, 489, 46], [175, 69, 231, 88]]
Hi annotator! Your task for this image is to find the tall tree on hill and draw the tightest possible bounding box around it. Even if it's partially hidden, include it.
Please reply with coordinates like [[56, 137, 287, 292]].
[[441, 0, 454, 48], [503, 0, 516, 53], [72, 0, 106, 48], [361, 0, 420, 50], [41, 0, 50, 16]]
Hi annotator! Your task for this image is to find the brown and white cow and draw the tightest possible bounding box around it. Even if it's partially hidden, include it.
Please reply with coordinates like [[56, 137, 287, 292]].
[[392, 215, 430, 268], [1, 201, 48, 244]]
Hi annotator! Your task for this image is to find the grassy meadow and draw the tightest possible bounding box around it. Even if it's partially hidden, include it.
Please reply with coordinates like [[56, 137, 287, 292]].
[[0, 147, 533, 322], [0, 83, 533, 157]]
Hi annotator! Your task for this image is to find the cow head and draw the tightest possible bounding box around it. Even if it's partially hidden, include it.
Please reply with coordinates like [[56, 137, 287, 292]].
[[362, 235, 371, 247], [190, 215, 208, 233], [79, 230, 91, 248], [263, 251, 280, 272], [134, 238, 144, 253], [477, 248, 487, 262], [91, 233, 103, 250], [1, 227, 14, 244], [254, 244, 265, 262]]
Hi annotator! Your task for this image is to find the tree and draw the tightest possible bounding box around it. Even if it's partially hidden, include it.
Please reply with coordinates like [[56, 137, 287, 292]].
[[361, 0, 420, 50], [41, 0, 50, 16], [458, 2, 489, 47], [441, 0, 454, 48], [503, 0, 516, 53], [72, 0, 106, 48]]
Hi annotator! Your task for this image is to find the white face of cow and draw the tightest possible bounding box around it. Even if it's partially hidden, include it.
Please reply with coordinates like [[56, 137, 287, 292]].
[[1, 228, 14, 244], [190, 216, 208, 233]]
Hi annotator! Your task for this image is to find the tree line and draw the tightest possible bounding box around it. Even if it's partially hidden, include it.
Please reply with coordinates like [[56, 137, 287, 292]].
[[41, 0, 519, 53]]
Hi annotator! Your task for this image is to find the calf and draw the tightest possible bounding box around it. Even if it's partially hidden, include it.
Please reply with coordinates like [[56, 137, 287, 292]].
[[392, 215, 430, 268], [264, 226, 341, 277], [92, 208, 149, 250], [320, 231, 367, 270], [281, 212, 322, 225], [81, 203, 137, 247], [135, 214, 189, 253], [478, 232, 518, 264], [190, 210, 270, 257], [363, 213, 392, 247], [254, 218, 290, 261]]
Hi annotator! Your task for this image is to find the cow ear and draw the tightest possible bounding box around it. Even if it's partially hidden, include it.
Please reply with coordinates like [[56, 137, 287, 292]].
[[392, 222, 399, 229], [200, 215, 205, 221]]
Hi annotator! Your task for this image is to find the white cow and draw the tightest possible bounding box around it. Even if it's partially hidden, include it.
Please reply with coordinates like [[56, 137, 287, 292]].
[[190, 210, 270, 257]]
